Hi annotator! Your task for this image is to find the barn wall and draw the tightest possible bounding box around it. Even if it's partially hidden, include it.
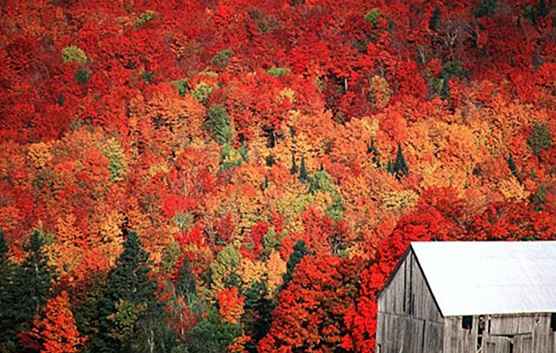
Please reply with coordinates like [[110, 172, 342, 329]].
[[444, 314, 555, 353], [376, 250, 443, 353], [377, 248, 556, 353], [442, 317, 478, 353]]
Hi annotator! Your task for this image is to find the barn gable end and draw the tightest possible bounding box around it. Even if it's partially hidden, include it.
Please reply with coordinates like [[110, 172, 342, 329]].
[[376, 249, 443, 353]]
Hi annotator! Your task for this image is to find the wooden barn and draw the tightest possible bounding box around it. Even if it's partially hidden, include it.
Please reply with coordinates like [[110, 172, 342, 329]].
[[376, 241, 556, 353]]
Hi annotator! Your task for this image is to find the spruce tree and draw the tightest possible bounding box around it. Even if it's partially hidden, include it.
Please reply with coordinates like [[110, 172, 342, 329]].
[[176, 257, 196, 299], [299, 155, 309, 182], [91, 230, 167, 353], [242, 281, 274, 353], [290, 150, 298, 175], [507, 154, 519, 179], [429, 7, 441, 31], [368, 139, 381, 168], [0, 230, 53, 352], [392, 143, 409, 179], [282, 240, 309, 288], [185, 309, 240, 353], [527, 122, 552, 157], [205, 106, 232, 145], [0, 229, 6, 263], [0, 229, 16, 350]]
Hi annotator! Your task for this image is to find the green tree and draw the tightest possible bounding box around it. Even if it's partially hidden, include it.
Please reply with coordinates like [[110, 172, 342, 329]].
[[507, 154, 519, 179], [368, 139, 381, 168], [241, 281, 274, 353], [0, 230, 17, 352], [211, 49, 234, 68], [91, 230, 170, 353], [0, 229, 7, 263], [290, 151, 298, 175], [0, 230, 53, 352], [391, 144, 409, 179], [176, 258, 196, 299], [281, 240, 309, 288], [205, 106, 232, 145], [74, 274, 109, 353], [184, 310, 240, 353], [530, 184, 547, 211], [429, 7, 441, 31], [527, 122, 552, 157], [299, 155, 309, 182], [364, 8, 381, 27], [75, 68, 91, 85], [474, 0, 497, 17], [209, 245, 241, 291]]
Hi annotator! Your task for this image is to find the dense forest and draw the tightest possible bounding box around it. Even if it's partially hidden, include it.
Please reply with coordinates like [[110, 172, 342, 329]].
[[0, 0, 555, 352]]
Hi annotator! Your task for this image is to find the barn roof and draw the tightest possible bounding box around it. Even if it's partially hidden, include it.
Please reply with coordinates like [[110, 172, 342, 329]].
[[410, 241, 556, 317]]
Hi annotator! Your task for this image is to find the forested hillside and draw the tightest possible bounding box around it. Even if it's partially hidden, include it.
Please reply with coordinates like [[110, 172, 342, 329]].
[[0, 1, 555, 352]]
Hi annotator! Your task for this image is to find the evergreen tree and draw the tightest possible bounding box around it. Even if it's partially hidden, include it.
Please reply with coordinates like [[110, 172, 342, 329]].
[[205, 106, 232, 145], [281, 240, 309, 288], [367, 139, 381, 168], [176, 258, 196, 299], [185, 309, 240, 353], [74, 274, 109, 352], [298, 155, 309, 182], [507, 154, 519, 179], [539, 0, 547, 16], [0, 229, 7, 263], [474, 0, 497, 17], [527, 122, 552, 157], [429, 7, 441, 31], [290, 151, 298, 175], [391, 144, 409, 179], [0, 229, 17, 351], [91, 230, 169, 353], [242, 281, 274, 353], [0, 230, 53, 352], [386, 159, 394, 175]]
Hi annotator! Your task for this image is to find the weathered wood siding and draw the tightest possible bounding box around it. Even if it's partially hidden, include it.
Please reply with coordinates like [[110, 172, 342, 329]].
[[442, 317, 478, 353], [376, 248, 556, 353], [443, 314, 555, 353], [378, 250, 442, 321], [376, 250, 443, 353]]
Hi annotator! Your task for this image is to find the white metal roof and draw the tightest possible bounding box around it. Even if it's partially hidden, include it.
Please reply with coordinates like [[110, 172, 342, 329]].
[[411, 241, 556, 317]]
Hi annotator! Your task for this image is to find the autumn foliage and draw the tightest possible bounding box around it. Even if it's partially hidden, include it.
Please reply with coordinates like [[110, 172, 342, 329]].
[[30, 291, 83, 353], [1, 0, 555, 352]]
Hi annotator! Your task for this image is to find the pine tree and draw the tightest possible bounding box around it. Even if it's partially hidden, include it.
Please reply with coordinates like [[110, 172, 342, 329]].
[[91, 229, 167, 353], [391, 144, 409, 179], [507, 154, 519, 179], [474, 0, 497, 17], [538, 0, 547, 18], [0, 230, 17, 351], [176, 257, 196, 299], [281, 240, 309, 288], [429, 7, 441, 31], [0, 230, 53, 352], [299, 155, 309, 182], [185, 309, 240, 353], [205, 106, 232, 145], [242, 281, 274, 353], [0, 229, 7, 263], [290, 150, 298, 175], [74, 274, 109, 352], [527, 122, 552, 157], [367, 139, 381, 168]]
